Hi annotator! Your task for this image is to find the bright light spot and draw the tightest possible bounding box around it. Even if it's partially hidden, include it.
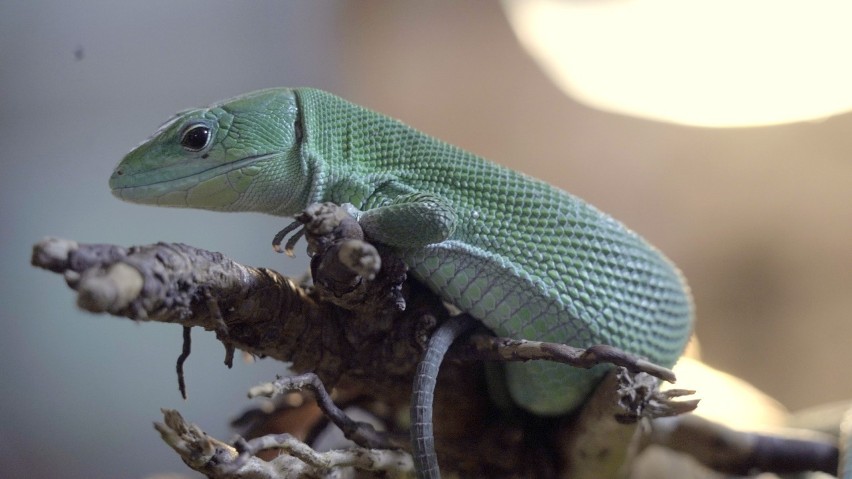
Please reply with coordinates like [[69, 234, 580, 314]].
[[503, 0, 852, 127]]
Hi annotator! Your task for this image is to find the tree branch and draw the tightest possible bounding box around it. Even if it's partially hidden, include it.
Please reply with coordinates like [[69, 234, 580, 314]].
[[646, 413, 839, 475], [31, 202, 840, 477]]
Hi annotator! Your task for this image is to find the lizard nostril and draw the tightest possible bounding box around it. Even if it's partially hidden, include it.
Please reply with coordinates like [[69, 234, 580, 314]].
[[115, 170, 123, 176]]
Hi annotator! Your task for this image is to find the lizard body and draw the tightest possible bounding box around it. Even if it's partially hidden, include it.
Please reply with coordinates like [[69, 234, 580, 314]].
[[110, 88, 693, 415]]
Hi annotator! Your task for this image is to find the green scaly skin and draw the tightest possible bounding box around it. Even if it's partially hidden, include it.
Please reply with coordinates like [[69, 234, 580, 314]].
[[110, 88, 694, 416]]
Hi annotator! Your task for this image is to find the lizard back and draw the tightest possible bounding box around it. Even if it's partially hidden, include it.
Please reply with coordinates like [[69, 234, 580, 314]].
[[298, 88, 693, 414]]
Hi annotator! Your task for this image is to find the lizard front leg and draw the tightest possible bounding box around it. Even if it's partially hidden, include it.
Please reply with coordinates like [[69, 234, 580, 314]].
[[345, 191, 462, 479], [346, 192, 457, 249]]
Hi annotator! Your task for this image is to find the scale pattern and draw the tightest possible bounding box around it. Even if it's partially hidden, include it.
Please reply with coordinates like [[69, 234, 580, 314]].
[[298, 89, 693, 414]]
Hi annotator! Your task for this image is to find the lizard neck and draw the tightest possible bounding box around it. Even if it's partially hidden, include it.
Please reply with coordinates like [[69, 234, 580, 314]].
[[251, 151, 318, 217], [296, 88, 453, 209]]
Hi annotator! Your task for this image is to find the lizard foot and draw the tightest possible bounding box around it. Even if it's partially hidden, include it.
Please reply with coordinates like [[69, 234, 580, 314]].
[[274, 203, 407, 316]]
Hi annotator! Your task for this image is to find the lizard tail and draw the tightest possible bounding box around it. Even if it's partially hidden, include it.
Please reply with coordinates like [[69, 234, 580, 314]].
[[410, 314, 477, 479]]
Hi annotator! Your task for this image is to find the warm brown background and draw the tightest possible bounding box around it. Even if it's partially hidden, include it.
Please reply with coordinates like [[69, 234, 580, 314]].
[[5, 2, 850, 478]]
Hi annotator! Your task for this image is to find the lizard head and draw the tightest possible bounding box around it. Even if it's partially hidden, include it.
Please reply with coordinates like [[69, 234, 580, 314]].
[[109, 88, 309, 216]]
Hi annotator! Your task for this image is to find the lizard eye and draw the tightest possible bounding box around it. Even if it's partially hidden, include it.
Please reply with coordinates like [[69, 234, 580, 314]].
[[180, 125, 211, 152]]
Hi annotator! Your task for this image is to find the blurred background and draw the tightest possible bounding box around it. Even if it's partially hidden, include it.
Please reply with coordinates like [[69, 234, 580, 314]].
[[2, 1, 850, 477]]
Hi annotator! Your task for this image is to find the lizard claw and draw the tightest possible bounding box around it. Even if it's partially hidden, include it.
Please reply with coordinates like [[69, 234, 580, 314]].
[[272, 220, 304, 256], [274, 203, 369, 260]]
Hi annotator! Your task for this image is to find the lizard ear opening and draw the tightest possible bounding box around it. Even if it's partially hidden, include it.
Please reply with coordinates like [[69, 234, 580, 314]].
[[180, 124, 211, 152]]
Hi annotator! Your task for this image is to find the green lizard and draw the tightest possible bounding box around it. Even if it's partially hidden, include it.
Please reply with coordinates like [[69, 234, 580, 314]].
[[109, 87, 693, 468]]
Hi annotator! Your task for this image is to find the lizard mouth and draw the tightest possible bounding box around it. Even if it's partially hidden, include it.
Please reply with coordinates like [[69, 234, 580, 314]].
[[109, 152, 278, 204]]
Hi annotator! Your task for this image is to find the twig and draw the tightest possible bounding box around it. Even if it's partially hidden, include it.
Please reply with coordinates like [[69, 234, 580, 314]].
[[455, 335, 677, 383], [156, 409, 414, 479], [177, 326, 192, 400], [249, 373, 400, 450]]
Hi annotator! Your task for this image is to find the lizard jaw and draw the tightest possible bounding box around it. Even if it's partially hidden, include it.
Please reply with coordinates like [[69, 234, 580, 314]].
[[109, 153, 278, 211]]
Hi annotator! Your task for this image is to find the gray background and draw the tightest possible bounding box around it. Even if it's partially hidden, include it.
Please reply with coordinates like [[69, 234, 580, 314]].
[[3, 2, 851, 478]]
